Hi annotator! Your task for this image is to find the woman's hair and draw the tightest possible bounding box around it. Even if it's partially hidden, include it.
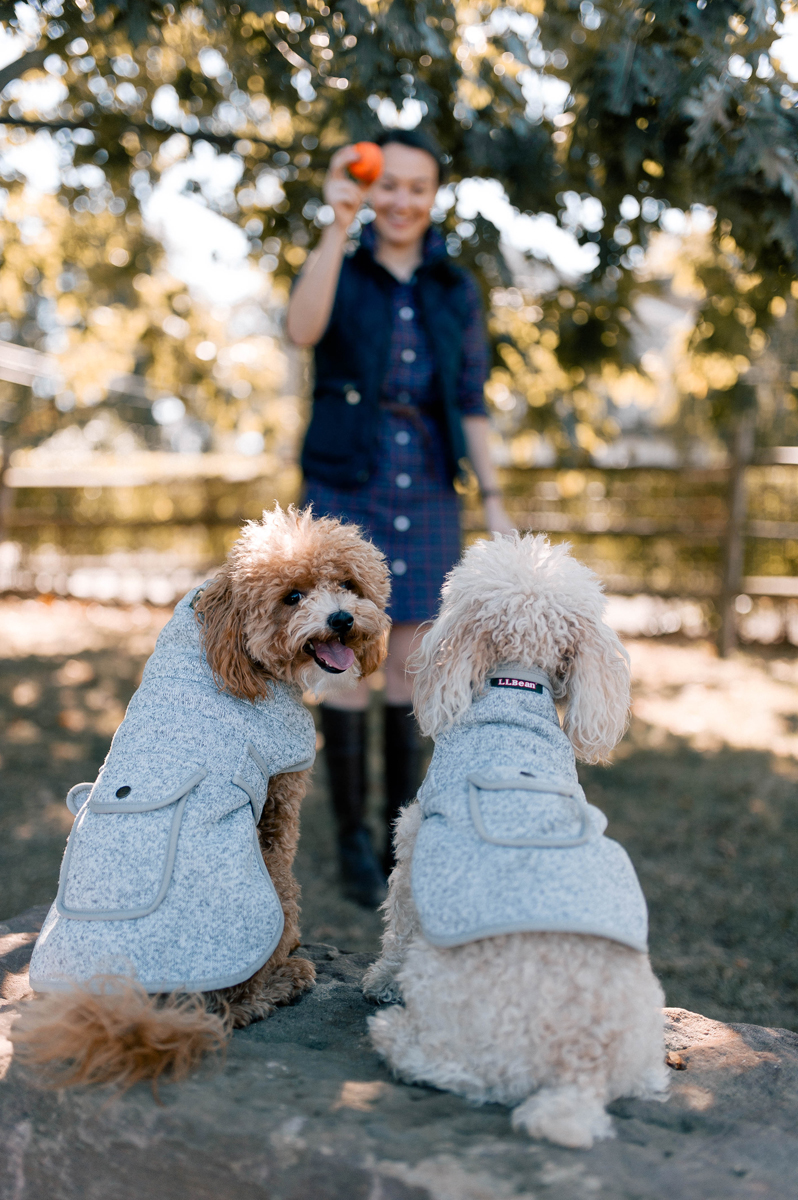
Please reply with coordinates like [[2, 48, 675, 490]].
[[374, 128, 449, 183]]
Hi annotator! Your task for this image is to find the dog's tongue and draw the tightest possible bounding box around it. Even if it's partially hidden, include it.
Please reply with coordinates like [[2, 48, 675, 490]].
[[313, 639, 355, 671]]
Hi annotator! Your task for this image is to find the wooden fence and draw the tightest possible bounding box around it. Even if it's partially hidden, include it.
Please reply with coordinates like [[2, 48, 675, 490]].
[[1, 452, 797, 652]]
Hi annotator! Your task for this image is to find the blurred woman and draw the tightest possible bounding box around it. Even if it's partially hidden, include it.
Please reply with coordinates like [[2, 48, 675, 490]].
[[287, 128, 512, 906]]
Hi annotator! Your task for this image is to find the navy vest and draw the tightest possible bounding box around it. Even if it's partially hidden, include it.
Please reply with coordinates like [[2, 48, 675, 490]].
[[301, 233, 474, 488]]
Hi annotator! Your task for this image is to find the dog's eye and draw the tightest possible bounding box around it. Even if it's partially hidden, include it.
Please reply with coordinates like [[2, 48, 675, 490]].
[[341, 580, 358, 593], [283, 590, 303, 606]]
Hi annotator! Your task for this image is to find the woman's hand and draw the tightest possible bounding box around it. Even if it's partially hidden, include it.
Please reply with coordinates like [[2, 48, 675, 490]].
[[483, 495, 515, 536], [324, 146, 369, 233], [461, 416, 515, 535]]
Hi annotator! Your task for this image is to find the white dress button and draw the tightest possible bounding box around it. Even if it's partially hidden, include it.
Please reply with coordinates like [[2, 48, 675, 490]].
[[394, 515, 411, 532], [392, 559, 408, 576], [397, 390, 411, 403], [395, 430, 410, 446], [399, 306, 414, 321], [400, 348, 416, 363], [396, 473, 412, 488], [345, 389, 361, 405]]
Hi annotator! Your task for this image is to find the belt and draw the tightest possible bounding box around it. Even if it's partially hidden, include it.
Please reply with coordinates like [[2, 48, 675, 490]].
[[380, 401, 432, 444]]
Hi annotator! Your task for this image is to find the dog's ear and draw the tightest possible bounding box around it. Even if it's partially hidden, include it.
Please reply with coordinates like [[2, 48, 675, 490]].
[[193, 573, 270, 702], [410, 605, 494, 738], [358, 627, 390, 680], [562, 616, 630, 764]]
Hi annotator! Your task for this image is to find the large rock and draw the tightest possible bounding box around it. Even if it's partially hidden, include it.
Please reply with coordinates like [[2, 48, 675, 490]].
[[1, 907, 797, 1200]]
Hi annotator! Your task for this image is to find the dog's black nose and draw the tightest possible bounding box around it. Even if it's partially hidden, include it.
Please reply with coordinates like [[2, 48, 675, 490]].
[[327, 610, 354, 635]]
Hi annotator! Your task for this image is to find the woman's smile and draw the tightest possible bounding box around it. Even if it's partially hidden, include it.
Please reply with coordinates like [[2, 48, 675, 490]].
[[369, 143, 439, 249]]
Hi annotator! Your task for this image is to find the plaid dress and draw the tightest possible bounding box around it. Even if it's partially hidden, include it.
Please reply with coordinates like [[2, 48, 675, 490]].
[[303, 227, 488, 624]]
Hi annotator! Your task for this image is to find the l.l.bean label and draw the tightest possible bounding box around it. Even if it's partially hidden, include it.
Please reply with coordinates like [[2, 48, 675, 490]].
[[489, 677, 544, 694]]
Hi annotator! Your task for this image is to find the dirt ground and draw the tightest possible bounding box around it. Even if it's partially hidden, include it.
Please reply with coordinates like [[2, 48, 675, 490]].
[[1, 596, 796, 1031]]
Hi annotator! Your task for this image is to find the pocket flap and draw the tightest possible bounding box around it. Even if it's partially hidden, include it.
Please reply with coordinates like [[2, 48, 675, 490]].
[[467, 773, 592, 848], [89, 757, 206, 812], [57, 759, 206, 921]]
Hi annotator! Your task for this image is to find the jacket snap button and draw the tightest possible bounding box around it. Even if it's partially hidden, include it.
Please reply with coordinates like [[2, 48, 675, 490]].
[[115, 786, 132, 798], [345, 389, 361, 405], [356, 470, 369, 482]]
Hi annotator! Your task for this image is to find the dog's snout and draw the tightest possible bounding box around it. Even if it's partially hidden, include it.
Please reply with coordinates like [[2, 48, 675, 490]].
[[327, 609, 354, 635]]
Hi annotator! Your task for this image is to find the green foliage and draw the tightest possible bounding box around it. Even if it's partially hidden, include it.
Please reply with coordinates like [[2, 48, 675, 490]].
[[0, 0, 797, 466]]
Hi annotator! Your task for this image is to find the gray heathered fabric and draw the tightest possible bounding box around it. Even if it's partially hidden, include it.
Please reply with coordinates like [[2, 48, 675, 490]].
[[410, 669, 648, 953], [29, 588, 316, 995]]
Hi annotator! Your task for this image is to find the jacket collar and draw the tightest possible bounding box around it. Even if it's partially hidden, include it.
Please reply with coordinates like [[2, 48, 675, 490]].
[[355, 221, 452, 283], [476, 663, 560, 730], [487, 663, 555, 696]]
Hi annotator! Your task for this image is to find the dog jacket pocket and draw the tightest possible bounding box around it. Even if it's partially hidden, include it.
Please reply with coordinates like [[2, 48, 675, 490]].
[[467, 773, 592, 847], [56, 756, 207, 921]]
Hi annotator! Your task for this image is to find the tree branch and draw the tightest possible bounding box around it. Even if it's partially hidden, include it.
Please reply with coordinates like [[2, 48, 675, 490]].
[[0, 114, 277, 150], [0, 49, 50, 95]]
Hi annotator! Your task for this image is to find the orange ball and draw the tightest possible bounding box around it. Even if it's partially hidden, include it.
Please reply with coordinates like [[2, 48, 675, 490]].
[[348, 142, 384, 186]]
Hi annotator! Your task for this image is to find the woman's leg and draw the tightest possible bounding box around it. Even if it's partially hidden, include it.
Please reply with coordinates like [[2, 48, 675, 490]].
[[383, 623, 418, 704], [322, 679, 370, 711], [382, 624, 425, 873], [320, 625, 425, 901], [320, 678, 384, 907]]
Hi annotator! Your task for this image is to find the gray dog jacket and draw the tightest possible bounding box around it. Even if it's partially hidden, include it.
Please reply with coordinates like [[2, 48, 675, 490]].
[[29, 588, 316, 994], [410, 664, 648, 953]]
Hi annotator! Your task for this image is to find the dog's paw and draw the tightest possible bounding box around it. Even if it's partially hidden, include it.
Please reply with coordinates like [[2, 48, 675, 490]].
[[635, 1060, 671, 1102], [362, 960, 403, 1004], [512, 1086, 614, 1150], [367, 980, 404, 1005], [277, 955, 317, 998], [231, 957, 316, 1027], [228, 997, 277, 1029]]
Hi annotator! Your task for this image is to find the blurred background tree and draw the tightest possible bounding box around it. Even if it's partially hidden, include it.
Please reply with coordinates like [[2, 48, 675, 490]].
[[0, 0, 796, 476]]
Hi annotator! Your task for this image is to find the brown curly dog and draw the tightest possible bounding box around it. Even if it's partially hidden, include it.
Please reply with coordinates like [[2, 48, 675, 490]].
[[14, 505, 390, 1092]]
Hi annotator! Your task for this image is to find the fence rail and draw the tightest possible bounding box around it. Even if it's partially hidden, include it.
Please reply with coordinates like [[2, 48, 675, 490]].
[[1, 454, 797, 649], [6, 510, 797, 543]]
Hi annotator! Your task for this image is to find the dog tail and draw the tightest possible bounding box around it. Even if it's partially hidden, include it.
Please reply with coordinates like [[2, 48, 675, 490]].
[[12, 977, 228, 1092]]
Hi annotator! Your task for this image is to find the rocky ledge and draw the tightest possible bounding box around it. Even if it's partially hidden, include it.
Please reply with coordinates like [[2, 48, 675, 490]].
[[1, 906, 797, 1200]]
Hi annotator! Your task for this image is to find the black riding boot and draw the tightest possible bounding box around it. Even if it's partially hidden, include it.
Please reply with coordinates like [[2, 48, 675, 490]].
[[383, 703, 425, 874], [320, 705, 386, 908]]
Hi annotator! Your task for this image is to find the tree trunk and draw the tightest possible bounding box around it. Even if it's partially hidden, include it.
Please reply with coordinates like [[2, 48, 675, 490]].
[[718, 406, 756, 658]]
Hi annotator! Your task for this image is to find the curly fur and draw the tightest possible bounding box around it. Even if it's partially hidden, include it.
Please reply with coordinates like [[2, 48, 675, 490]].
[[364, 534, 668, 1148], [15, 505, 390, 1090], [194, 504, 390, 702], [409, 532, 630, 764]]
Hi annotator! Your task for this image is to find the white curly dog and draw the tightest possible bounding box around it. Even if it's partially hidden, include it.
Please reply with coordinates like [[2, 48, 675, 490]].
[[363, 533, 669, 1149]]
